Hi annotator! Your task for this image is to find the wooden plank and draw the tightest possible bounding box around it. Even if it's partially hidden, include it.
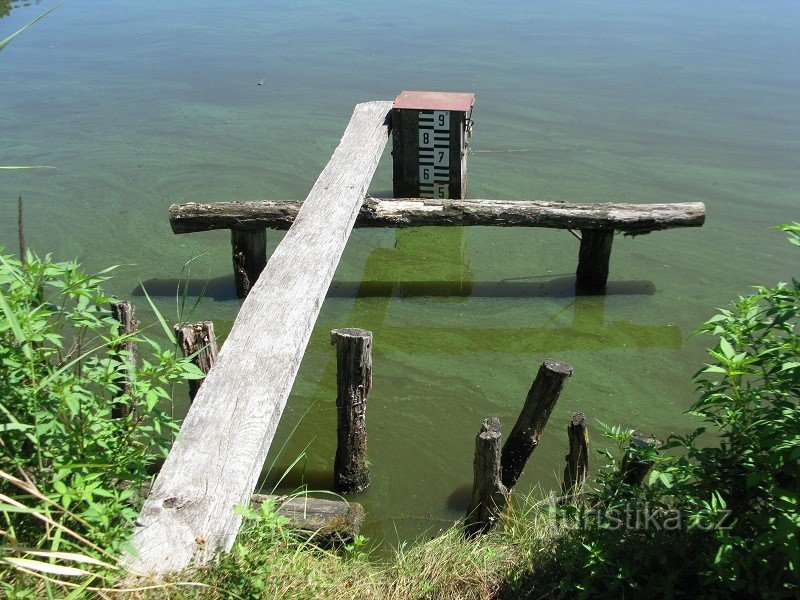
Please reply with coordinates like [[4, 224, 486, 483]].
[[169, 198, 706, 235], [251, 494, 364, 546], [124, 101, 392, 575]]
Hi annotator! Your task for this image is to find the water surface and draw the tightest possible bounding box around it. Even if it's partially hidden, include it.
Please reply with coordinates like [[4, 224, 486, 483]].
[[1, 0, 798, 549]]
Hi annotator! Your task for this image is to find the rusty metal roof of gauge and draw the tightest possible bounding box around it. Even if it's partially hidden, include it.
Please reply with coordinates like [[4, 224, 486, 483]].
[[393, 91, 475, 112]]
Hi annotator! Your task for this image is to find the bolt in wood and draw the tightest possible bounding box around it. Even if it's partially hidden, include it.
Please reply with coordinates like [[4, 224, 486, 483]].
[[576, 229, 614, 294], [174, 321, 218, 401], [621, 433, 664, 486], [331, 328, 372, 495], [231, 228, 267, 299], [465, 417, 509, 537], [501, 358, 574, 489], [562, 412, 589, 497], [110, 301, 138, 418]]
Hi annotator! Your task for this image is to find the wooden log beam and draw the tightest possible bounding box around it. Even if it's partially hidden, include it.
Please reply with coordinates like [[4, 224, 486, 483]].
[[169, 198, 706, 236], [124, 101, 392, 575], [621, 433, 664, 486], [501, 359, 574, 489], [331, 328, 372, 495], [251, 494, 364, 546], [576, 229, 614, 294]]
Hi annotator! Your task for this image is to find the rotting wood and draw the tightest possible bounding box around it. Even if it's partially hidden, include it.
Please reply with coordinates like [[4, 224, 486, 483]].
[[124, 101, 392, 576], [331, 328, 372, 495], [174, 322, 218, 402], [464, 417, 509, 537], [110, 301, 138, 419], [501, 358, 574, 489], [231, 228, 267, 299], [621, 433, 664, 486], [576, 229, 614, 294], [251, 494, 364, 546], [169, 198, 706, 235], [562, 412, 589, 497]]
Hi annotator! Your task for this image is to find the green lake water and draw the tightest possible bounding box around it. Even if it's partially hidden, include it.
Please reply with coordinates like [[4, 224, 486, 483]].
[[2, 0, 798, 549]]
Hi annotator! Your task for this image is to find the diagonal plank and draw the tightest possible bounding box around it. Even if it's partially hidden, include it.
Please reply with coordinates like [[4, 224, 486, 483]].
[[124, 101, 392, 575]]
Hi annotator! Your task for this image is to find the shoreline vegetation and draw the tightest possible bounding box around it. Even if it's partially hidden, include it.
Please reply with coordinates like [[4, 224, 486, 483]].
[[1, 225, 797, 598]]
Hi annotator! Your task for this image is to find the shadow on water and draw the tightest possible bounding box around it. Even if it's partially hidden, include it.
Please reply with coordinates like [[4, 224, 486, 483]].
[[260, 466, 335, 494], [446, 483, 473, 512], [133, 274, 656, 302]]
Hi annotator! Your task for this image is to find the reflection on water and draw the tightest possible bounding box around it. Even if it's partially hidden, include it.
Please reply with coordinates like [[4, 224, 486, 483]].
[[0, 0, 40, 20]]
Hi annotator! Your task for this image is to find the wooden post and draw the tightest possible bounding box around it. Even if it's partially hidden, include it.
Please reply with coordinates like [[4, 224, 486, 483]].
[[562, 412, 589, 497], [331, 328, 372, 494], [464, 418, 509, 537], [174, 322, 218, 402], [621, 433, 664, 486], [231, 228, 267, 299], [576, 229, 614, 295], [110, 301, 138, 418], [501, 358, 573, 489]]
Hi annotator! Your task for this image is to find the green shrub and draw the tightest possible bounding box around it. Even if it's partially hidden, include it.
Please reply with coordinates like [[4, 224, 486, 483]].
[[0, 250, 202, 556], [546, 225, 800, 598]]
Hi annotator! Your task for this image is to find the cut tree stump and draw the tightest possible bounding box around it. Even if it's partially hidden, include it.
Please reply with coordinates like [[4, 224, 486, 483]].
[[174, 322, 218, 401], [562, 412, 589, 497], [110, 301, 138, 419], [464, 418, 509, 537], [331, 328, 372, 495], [501, 359, 574, 489], [621, 433, 664, 486]]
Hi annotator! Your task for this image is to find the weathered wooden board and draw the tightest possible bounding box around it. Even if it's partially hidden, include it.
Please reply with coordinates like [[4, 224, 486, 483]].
[[124, 101, 392, 575], [170, 198, 706, 235]]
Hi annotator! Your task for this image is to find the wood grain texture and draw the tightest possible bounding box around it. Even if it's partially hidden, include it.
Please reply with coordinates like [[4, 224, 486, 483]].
[[174, 322, 218, 402], [331, 328, 372, 495], [110, 301, 138, 419], [169, 198, 706, 235], [251, 494, 364, 546], [562, 412, 589, 497], [124, 101, 392, 575], [230, 228, 267, 299], [501, 358, 574, 489], [464, 418, 509, 537]]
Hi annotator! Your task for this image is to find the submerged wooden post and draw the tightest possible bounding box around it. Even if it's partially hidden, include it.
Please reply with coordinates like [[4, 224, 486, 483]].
[[465, 418, 509, 537], [562, 412, 589, 497], [331, 328, 372, 494], [621, 433, 664, 486], [174, 322, 218, 401], [231, 228, 267, 299], [501, 358, 573, 489], [576, 229, 614, 294], [110, 301, 138, 418]]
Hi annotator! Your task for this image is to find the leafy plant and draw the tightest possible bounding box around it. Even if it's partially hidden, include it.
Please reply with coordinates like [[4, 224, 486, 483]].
[[545, 225, 800, 598], [0, 249, 203, 559]]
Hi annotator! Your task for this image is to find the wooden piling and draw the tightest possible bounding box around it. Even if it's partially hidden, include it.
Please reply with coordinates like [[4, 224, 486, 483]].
[[465, 417, 509, 537], [621, 433, 664, 486], [501, 358, 574, 489], [110, 301, 138, 418], [562, 412, 589, 497], [331, 328, 372, 495], [576, 229, 614, 294], [231, 228, 267, 299], [174, 321, 218, 401]]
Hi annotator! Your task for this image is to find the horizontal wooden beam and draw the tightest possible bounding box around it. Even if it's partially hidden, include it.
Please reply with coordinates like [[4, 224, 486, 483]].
[[124, 101, 392, 575], [251, 495, 364, 546], [170, 198, 706, 235]]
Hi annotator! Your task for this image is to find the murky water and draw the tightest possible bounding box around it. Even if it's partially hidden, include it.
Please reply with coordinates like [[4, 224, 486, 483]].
[[2, 0, 798, 550]]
